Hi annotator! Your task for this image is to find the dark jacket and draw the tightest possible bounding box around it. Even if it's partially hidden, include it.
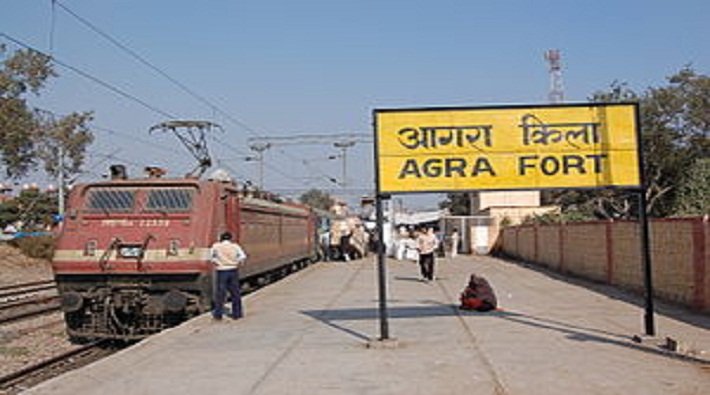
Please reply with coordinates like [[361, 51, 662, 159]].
[[461, 274, 497, 311]]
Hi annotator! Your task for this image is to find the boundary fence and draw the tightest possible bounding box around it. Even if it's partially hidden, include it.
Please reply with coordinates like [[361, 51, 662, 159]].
[[496, 216, 709, 312]]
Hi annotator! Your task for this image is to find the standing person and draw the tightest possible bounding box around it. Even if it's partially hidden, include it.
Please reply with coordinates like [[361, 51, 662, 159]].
[[450, 228, 460, 258], [416, 226, 439, 282], [319, 225, 331, 262], [337, 221, 352, 262], [210, 231, 247, 320], [436, 229, 446, 258]]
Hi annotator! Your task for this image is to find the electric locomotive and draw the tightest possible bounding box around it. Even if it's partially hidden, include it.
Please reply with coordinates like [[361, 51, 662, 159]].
[[52, 166, 319, 342]]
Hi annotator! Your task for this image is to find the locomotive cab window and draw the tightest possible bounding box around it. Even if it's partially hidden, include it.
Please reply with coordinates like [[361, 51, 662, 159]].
[[145, 188, 194, 212], [86, 189, 136, 212]]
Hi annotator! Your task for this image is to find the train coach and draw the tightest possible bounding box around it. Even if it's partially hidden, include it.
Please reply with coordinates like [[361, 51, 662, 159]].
[[52, 167, 320, 342]]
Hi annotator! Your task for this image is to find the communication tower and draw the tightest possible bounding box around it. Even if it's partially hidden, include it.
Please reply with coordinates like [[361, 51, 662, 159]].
[[544, 49, 564, 103]]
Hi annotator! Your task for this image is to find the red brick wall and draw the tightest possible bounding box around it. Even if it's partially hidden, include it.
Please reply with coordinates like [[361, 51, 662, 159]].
[[537, 226, 561, 270], [563, 223, 608, 282], [610, 221, 642, 292], [498, 217, 709, 312], [517, 226, 537, 262]]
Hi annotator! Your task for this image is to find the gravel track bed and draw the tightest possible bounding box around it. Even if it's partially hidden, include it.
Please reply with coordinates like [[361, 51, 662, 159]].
[[0, 313, 82, 377], [0, 245, 81, 378]]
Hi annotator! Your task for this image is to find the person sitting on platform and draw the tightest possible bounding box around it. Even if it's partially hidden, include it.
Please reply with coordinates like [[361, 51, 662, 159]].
[[459, 273, 497, 312]]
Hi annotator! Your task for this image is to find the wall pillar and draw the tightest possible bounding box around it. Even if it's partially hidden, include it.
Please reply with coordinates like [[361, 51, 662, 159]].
[[606, 220, 614, 284], [559, 223, 565, 273], [692, 217, 708, 310], [533, 224, 539, 263]]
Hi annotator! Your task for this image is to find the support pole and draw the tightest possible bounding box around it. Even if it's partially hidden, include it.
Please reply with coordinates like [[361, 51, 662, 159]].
[[375, 194, 390, 340], [638, 190, 655, 336], [58, 146, 65, 216], [632, 102, 654, 336], [249, 143, 270, 190], [334, 141, 355, 190]]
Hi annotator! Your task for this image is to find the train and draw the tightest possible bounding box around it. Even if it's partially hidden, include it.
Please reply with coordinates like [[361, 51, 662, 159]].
[[51, 166, 321, 342]]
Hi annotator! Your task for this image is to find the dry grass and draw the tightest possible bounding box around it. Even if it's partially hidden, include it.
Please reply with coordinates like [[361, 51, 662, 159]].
[[0, 244, 53, 286]]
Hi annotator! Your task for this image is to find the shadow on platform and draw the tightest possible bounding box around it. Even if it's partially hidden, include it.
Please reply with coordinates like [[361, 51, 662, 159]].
[[497, 256, 710, 332], [300, 304, 709, 364], [300, 303, 513, 341]]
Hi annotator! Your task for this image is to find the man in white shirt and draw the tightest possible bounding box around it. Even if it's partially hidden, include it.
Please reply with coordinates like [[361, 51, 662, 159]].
[[416, 226, 439, 282], [210, 231, 247, 320]]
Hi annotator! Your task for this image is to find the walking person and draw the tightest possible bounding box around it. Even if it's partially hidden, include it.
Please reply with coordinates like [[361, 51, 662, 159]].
[[450, 228, 460, 258], [210, 231, 247, 320], [416, 226, 439, 282]]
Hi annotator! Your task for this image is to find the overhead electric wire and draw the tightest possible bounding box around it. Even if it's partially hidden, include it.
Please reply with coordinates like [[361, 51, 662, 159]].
[[52, 0, 258, 138], [210, 135, 304, 189], [50, 1, 344, 191], [93, 125, 255, 183], [53, 1, 223, 124], [278, 147, 340, 186], [0, 32, 350, 196], [84, 151, 143, 170], [0, 32, 177, 120], [49, 0, 56, 53], [5, 7, 360, 194], [92, 125, 185, 156], [72, 149, 126, 181], [0, 32, 253, 182]]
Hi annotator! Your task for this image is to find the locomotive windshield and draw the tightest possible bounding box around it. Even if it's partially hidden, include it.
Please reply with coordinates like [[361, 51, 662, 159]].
[[84, 186, 195, 213], [145, 188, 194, 212], [86, 189, 136, 212]]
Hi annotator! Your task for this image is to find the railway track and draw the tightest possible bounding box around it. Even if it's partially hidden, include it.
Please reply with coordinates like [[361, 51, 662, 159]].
[[0, 280, 56, 297], [0, 280, 61, 325], [0, 269, 305, 393], [0, 281, 123, 394], [0, 340, 121, 394]]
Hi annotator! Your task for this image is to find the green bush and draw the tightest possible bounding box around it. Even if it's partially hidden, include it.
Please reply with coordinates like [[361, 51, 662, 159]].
[[10, 235, 56, 260]]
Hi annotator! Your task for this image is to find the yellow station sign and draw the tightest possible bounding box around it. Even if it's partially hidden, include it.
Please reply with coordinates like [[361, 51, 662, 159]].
[[374, 103, 640, 193]]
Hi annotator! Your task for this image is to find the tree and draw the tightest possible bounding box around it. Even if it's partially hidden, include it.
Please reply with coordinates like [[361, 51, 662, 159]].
[[439, 192, 471, 215], [0, 197, 20, 228], [539, 81, 640, 220], [0, 45, 93, 179], [640, 67, 710, 215], [0, 45, 50, 177], [0, 188, 58, 230], [36, 111, 94, 179], [299, 188, 334, 212], [548, 67, 710, 219], [671, 158, 710, 216], [446, 67, 709, 221]]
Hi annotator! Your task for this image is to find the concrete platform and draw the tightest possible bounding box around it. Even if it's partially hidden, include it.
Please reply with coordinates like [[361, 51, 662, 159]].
[[26, 255, 710, 395]]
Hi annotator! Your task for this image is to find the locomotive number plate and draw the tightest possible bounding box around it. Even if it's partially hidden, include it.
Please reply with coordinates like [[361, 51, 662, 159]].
[[119, 245, 143, 258]]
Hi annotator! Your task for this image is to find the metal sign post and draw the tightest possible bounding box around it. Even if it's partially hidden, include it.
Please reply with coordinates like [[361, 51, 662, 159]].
[[635, 103, 655, 336], [375, 193, 390, 340], [637, 189, 655, 335]]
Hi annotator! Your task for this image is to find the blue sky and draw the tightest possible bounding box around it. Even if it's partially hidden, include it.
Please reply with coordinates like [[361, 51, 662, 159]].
[[2, 0, 709, 208]]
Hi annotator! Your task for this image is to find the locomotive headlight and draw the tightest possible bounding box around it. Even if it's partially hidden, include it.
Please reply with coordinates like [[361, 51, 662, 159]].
[[84, 239, 97, 256], [167, 239, 180, 256]]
